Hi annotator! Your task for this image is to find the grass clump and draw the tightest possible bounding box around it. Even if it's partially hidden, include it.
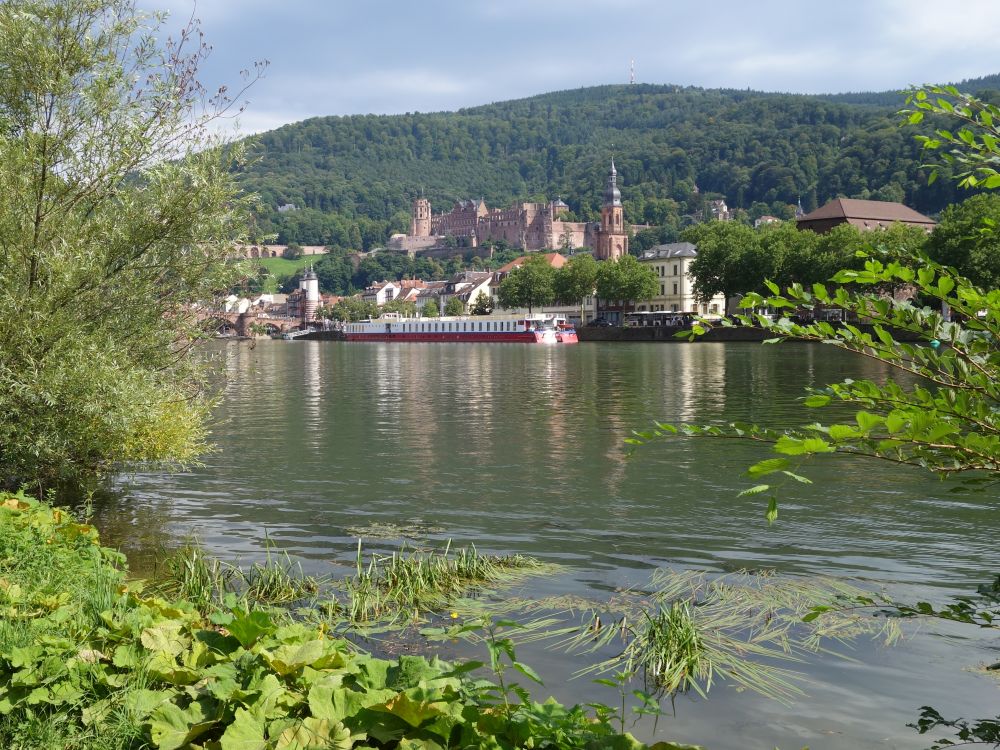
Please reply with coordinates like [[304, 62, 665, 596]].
[[342, 540, 547, 624], [147, 542, 320, 613]]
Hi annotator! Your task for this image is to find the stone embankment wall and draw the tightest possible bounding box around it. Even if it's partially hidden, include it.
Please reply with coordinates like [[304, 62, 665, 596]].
[[299, 330, 346, 341], [577, 324, 924, 343]]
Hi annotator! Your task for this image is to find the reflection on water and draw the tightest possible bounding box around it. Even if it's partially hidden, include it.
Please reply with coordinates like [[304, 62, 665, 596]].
[[95, 340, 1000, 750]]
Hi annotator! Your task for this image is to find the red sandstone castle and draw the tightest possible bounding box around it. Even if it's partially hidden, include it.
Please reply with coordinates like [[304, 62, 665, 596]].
[[394, 161, 630, 259]]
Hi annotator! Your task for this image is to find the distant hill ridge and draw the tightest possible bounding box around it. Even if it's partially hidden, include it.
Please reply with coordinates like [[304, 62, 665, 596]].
[[239, 74, 1000, 248]]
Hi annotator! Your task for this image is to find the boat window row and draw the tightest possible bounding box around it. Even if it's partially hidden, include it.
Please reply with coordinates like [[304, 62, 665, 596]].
[[346, 320, 531, 333], [395, 320, 519, 332]]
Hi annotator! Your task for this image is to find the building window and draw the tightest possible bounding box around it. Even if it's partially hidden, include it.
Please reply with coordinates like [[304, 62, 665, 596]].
[[673, 283, 678, 295], [673, 264, 678, 276], [660, 284, 665, 295]]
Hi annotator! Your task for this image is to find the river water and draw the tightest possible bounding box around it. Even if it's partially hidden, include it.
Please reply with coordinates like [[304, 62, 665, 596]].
[[96, 340, 998, 749]]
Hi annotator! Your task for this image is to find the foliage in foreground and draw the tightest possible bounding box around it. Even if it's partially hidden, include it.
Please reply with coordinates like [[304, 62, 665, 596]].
[[0, 492, 701, 750], [0, 0, 260, 493]]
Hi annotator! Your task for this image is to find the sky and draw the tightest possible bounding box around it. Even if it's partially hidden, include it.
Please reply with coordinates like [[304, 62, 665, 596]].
[[144, 0, 1000, 135]]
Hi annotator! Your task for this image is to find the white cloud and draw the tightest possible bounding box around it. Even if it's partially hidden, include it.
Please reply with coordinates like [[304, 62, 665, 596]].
[[135, 0, 1000, 129]]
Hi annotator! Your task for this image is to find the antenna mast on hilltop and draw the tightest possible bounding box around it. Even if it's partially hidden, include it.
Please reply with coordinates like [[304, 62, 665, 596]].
[[629, 59, 635, 85]]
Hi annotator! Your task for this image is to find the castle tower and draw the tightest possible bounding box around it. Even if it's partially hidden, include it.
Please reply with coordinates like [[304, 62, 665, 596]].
[[410, 197, 431, 237], [300, 266, 320, 323], [596, 159, 628, 260]]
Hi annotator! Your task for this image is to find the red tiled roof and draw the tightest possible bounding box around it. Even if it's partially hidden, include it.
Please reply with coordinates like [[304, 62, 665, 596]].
[[496, 252, 567, 274], [798, 198, 935, 226]]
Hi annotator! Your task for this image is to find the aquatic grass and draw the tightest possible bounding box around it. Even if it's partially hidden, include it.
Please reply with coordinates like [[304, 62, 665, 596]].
[[146, 541, 320, 612], [558, 569, 901, 704], [240, 549, 319, 604], [342, 540, 551, 624], [147, 541, 230, 611]]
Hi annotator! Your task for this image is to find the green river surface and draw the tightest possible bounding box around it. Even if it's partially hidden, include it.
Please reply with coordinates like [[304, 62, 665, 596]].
[[95, 340, 998, 749]]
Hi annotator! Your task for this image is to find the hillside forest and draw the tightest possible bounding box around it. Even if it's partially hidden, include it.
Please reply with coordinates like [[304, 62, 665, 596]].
[[238, 77, 1000, 252]]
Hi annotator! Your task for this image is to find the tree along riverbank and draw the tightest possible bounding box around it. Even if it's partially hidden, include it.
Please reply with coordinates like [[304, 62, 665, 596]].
[[0, 491, 697, 750]]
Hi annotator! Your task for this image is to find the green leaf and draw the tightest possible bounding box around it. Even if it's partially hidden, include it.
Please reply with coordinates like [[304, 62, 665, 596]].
[[774, 436, 833, 455], [780, 471, 812, 485], [264, 640, 342, 675], [227, 609, 276, 649], [593, 678, 620, 688], [803, 394, 831, 408], [125, 689, 173, 720], [376, 691, 447, 728], [308, 683, 397, 724], [746, 457, 790, 478], [512, 661, 543, 684], [738, 484, 770, 497], [855, 412, 884, 433], [140, 622, 189, 657], [219, 708, 267, 750], [828, 424, 861, 441], [274, 717, 347, 750], [149, 699, 218, 750]]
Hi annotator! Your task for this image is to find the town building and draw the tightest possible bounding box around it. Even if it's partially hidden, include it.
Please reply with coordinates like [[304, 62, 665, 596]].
[[395, 279, 428, 304], [287, 267, 320, 323], [708, 199, 732, 222], [797, 198, 936, 233], [635, 242, 727, 316], [361, 280, 401, 306], [439, 271, 493, 312], [391, 161, 638, 254], [494, 252, 568, 278]]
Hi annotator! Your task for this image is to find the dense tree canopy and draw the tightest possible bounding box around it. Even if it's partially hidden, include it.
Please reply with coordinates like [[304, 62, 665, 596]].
[[927, 193, 1000, 289], [496, 256, 557, 313], [444, 296, 466, 316], [594, 255, 659, 310], [554, 254, 599, 306], [684, 220, 930, 311]]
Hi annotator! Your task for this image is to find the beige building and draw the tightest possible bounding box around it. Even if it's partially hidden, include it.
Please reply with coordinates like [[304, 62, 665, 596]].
[[636, 242, 726, 316]]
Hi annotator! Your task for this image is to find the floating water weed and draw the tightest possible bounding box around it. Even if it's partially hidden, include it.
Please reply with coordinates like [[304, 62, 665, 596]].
[[561, 569, 900, 704]]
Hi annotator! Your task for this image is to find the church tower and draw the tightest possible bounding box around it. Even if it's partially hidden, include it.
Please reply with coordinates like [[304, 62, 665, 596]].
[[596, 159, 628, 260], [410, 196, 431, 237]]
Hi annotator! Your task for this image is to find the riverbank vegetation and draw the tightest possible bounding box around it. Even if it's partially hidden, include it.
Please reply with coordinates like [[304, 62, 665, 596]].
[[0, 0, 261, 494]]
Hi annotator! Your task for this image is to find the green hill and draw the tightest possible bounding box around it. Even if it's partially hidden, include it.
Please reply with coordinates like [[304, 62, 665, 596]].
[[238, 76, 1000, 248]]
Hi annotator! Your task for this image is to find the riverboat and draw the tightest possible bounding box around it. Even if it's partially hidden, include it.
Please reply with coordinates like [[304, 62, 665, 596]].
[[343, 312, 578, 344]]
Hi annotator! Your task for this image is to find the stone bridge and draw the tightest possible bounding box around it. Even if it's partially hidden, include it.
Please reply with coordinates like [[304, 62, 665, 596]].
[[194, 310, 301, 337]]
